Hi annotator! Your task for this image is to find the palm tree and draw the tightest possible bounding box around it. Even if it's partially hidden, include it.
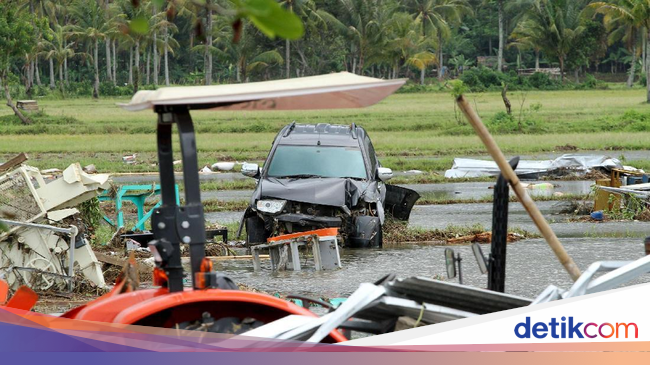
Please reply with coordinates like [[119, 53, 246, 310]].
[[509, 23, 543, 70], [512, 0, 588, 81], [319, 0, 394, 74], [70, 0, 109, 98], [39, 23, 79, 94], [407, 0, 472, 80], [281, 0, 322, 78], [448, 53, 473, 74], [590, 1, 647, 88], [383, 12, 436, 83], [113, 0, 149, 92], [247, 50, 285, 80]]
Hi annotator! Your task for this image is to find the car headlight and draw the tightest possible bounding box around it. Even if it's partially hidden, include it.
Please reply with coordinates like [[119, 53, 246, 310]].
[[256, 199, 287, 214]]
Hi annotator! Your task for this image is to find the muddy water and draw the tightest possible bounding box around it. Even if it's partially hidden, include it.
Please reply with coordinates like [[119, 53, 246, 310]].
[[208, 238, 649, 300]]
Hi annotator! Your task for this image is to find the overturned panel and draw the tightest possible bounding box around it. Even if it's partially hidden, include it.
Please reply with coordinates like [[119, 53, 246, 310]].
[[120, 72, 406, 111], [387, 277, 531, 315], [445, 154, 630, 179]]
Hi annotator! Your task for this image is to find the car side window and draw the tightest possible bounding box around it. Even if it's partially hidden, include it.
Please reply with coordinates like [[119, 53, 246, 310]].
[[365, 135, 378, 174]]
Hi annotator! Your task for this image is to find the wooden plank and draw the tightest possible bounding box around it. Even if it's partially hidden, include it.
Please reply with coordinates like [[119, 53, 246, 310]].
[[0, 153, 28, 173], [95, 252, 151, 275]]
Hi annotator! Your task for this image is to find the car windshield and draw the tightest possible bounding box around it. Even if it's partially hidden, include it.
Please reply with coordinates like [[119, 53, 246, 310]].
[[266, 145, 367, 179]]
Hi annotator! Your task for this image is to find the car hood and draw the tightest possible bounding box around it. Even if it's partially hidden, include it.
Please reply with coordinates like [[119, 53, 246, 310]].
[[253, 177, 380, 208]]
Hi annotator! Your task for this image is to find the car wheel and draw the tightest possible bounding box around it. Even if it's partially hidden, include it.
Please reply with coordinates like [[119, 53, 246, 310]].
[[246, 216, 268, 244]]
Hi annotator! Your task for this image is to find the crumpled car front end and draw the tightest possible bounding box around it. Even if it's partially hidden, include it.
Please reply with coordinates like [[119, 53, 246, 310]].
[[240, 177, 419, 248]]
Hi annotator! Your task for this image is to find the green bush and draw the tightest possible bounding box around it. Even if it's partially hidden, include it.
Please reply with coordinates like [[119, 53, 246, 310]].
[[396, 81, 445, 93], [528, 72, 556, 89], [460, 67, 510, 91], [487, 110, 541, 134], [615, 110, 650, 132]]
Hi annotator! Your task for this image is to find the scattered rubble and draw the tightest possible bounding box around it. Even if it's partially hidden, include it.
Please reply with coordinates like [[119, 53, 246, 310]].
[[446, 231, 523, 244], [445, 154, 640, 179], [1, 159, 109, 291], [122, 154, 137, 164]]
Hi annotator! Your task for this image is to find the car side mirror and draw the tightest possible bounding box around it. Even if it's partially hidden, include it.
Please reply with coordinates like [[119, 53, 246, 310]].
[[377, 167, 393, 182], [241, 163, 260, 178]]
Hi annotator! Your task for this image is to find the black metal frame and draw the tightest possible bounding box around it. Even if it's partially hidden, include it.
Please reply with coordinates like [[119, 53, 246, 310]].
[[488, 157, 519, 293], [150, 106, 208, 292]]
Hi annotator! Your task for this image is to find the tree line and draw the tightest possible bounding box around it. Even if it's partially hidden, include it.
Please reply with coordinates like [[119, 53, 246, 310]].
[[2, 0, 650, 116]]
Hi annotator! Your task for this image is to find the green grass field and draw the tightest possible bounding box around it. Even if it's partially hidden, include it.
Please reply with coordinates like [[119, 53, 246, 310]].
[[2, 88, 650, 173]]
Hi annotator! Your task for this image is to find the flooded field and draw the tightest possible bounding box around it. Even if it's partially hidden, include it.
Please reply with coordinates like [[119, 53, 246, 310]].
[[119, 171, 650, 302], [206, 238, 649, 300]]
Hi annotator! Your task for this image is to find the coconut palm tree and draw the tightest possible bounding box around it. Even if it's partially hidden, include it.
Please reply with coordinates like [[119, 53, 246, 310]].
[[113, 0, 149, 92], [39, 23, 80, 94], [407, 0, 472, 80], [384, 12, 437, 83], [319, 0, 394, 74], [70, 0, 110, 98], [280, 0, 324, 78], [512, 0, 588, 82], [589, 1, 647, 88]]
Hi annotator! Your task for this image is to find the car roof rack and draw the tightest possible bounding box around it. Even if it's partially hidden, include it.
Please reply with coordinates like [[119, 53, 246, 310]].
[[283, 121, 297, 137], [350, 123, 358, 139]]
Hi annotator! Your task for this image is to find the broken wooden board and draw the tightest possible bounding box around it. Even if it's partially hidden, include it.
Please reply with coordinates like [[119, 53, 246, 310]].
[[0, 153, 28, 173]]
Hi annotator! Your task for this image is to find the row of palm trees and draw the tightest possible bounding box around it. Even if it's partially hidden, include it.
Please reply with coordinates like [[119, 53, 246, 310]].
[[20, 0, 478, 97], [508, 0, 650, 102], [18, 0, 650, 102], [24, 0, 180, 97]]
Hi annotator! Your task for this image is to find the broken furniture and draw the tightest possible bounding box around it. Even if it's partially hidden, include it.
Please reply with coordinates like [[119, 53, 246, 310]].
[[250, 228, 342, 272], [98, 184, 180, 231], [16, 100, 38, 111], [0, 161, 108, 290], [594, 168, 649, 211]]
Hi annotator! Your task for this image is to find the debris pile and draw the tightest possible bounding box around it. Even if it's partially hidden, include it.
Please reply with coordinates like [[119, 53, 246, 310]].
[[445, 154, 640, 179], [446, 231, 523, 244], [0, 159, 109, 291]]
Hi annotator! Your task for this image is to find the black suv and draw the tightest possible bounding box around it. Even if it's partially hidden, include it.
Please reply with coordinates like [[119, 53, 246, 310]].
[[237, 123, 419, 248]]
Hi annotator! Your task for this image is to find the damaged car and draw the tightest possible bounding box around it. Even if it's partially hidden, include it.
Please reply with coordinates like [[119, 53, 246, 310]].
[[237, 123, 420, 248]]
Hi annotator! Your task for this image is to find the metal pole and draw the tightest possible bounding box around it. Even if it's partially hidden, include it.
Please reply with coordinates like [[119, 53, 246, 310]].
[[68, 226, 78, 292], [488, 158, 518, 292], [457, 253, 463, 285]]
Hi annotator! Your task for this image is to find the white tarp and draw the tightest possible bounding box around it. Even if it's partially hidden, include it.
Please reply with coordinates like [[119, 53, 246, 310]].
[[445, 154, 628, 179], [119, 72, 406, 111]]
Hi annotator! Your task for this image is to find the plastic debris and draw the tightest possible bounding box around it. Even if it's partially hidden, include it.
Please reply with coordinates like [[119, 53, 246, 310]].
[[212, 162, 236, 171], [445, 154, 630, 179], [122, 154, 137, 164], [83, 164, 97, 174]]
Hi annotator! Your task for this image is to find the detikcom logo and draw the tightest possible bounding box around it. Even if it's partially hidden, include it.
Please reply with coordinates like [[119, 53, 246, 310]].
[[515, 317, 638, 339]]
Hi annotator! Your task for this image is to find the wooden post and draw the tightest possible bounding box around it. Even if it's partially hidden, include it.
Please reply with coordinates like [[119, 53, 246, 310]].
[[456, 95, 582, 281]]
